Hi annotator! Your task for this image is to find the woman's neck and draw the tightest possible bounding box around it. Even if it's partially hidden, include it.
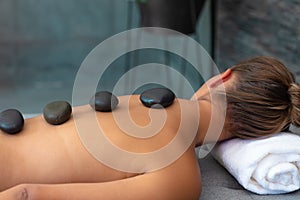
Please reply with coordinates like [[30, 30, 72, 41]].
[[194, 98, 233, 147]]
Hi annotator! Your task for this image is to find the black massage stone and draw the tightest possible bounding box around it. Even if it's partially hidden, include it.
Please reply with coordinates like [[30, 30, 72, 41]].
[[43, 101, 72, 125], [140, 88, 175, 109], [89, 91, 119, 112], [0, 109, 24, 134]]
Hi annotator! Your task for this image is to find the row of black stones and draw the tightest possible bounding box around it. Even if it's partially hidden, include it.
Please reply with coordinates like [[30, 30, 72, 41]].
[[0, 88, 175, 135], [88, 88, 175, 111]]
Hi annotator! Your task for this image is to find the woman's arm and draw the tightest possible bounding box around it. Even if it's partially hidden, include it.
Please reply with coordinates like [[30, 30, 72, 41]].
[[0, 149, 201, 200]]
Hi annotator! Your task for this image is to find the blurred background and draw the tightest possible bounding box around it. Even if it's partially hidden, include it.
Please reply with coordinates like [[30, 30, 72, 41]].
[[0, 0, 299, 114]]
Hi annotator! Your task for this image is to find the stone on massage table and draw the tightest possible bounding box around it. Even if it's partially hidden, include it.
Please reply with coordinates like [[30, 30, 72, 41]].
[[89, 91, 119, 112], [43, 101, 72, 125], [140, 88, 175, 108], [0, 109, 24, 134]]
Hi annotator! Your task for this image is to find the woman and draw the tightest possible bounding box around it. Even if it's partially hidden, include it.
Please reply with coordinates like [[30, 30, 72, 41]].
[[0, 56, 300, 200]]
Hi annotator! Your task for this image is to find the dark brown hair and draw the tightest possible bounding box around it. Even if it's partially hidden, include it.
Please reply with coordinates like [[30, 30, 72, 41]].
[[225, 56, 300, 139]]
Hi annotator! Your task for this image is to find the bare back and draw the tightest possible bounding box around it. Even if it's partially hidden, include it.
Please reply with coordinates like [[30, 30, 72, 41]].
[[0, 95, 200, 191]]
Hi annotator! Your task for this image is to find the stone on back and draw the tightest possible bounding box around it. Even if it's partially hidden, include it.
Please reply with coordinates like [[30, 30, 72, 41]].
[[0, 109, 24, 134], [43, 101, 72, 125], [140, 88, 175, 109]]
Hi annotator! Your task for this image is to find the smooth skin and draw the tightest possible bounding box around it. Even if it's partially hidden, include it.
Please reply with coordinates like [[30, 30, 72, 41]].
[[0, 70, 234, 200]]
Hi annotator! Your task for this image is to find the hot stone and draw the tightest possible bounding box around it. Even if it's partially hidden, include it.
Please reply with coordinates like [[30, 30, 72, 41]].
[[140, 88, 175, 108], [43, 101, 72, 125], [89, 91, 119, 112], [0, 109, 24, 134]]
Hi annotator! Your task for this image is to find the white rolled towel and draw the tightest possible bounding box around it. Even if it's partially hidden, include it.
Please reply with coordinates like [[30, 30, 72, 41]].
[[212, 132, 300, 194]]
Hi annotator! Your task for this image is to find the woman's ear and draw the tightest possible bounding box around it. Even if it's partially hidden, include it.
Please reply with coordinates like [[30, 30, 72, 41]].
[[210, 68, 232, 88]]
